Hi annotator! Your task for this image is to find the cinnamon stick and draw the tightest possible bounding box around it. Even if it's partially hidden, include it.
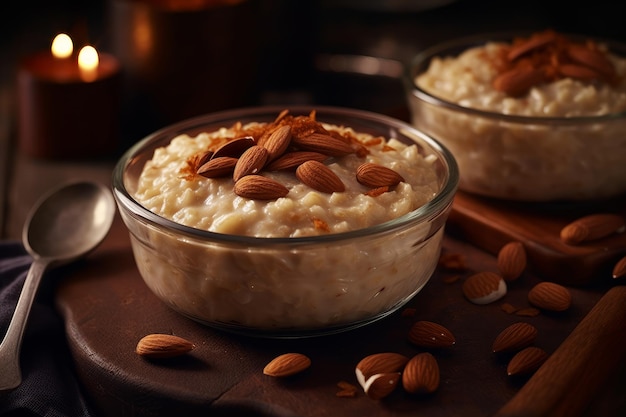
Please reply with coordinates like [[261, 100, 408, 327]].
[[494, 285, 626, 417]]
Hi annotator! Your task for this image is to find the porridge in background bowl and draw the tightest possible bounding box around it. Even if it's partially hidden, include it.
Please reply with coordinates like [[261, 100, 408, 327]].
[[113, 106, 458, 337], [407, 29, 626, 202]]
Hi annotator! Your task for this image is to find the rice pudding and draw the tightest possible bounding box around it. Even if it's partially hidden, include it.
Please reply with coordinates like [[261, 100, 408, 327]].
[[409, 30, 626, 201], [134, 109, 441, 237]]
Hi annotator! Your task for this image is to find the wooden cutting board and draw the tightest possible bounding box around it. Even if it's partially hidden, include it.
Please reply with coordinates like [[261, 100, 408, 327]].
[[54, 214, 626, 417], [447, 191, 626, 286]]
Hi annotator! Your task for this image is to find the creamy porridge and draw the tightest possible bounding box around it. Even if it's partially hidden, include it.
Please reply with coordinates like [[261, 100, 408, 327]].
[[409, 30, 626, 201], [116, 109, 456, 333], [134, 110, 440, 237]]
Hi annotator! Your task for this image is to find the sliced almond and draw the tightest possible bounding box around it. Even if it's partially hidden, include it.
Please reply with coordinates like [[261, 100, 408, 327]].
[[528, 281, 572, 311], [407, 320, 456, 348], [336, 380, 359, 398], [507, 346, 548, 376], [263, 353, 311, 377], [501, 302, 518, 314], [296, 160, 345, 193], [462, 271, 507, 305], [402, 352, 440, 394], [197, 156, 238, 178], [492, 322, 538, 354], [497, 241, 527, 282], [363, 372, 401, 400], [560, 213, 625, 245], [265, 151, 328, 171], [233, 145, 269, 182], [261, 124, 292, 161], [355, 352, 409, 390], [515, 307, 541, 317], [291, 132, 354, 157], [136, 334, 195, 359], [356, 163, 405, 188], [438, 252, 468, 272], [364, 186, 389, 197], [613, 255, 626, 279], [234, 175, 289, 200]]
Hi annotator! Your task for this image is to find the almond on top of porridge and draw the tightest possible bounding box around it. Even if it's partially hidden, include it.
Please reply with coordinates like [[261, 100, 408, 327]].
[[133, 109, 441, 237], [415, 29, 626, 117], [408, 30, 626, 201]]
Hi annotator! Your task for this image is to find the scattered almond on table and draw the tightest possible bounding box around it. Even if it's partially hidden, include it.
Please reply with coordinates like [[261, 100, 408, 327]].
[[407, 321, 456, 349], [613, 255, 626, 279], [402, 353, 440, 395], [135, 333, 195, 359], [497, 241, 527, 281], [560, 213, 625, 245], [263, 353, 311, 377], [492, 322, 538, 354], [462, 271, 507, 305], [528, 282, 572, 312], [507, 346, 549, 377]]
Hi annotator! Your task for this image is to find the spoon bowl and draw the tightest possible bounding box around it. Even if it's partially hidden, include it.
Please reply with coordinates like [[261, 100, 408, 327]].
[[0, 181, 115, 391]]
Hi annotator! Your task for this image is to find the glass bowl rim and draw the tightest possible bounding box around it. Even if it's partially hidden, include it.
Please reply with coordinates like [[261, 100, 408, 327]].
[[112, 104, 460, 246], [406, 30, 626, 125]]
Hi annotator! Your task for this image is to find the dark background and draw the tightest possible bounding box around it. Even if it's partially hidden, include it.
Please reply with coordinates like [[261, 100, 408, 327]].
[[3, 0, 626, 145]]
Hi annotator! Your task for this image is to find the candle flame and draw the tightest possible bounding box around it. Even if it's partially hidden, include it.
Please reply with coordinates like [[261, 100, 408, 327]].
[[78, 46, 99, 71], [78, 46, 99, 81], [51, 33, 73, 59]]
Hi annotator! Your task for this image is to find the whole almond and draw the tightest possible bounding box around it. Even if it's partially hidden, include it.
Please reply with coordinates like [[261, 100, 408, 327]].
[[363, 372, 401, 400], [507, 30, 558, 61], [493, 66, 546, 97], [356, 163, 405, 188], [402, 352, 440, 394], [296, 160, 345, 193], [497, 241, 527, 282], [613, 255, 626, 279], [263, 353, 311, 377], [233, 145, 269, 182], [136, 334, 195, 359], [557, 64, 604, 82], [234, 175, 289, 200], [507, 346, 548, 376], [462, 271, 507, 305], [355, 352, 409, 390], [195, 149, 214, 168], [560, 213, 625, 245], [566, 44, 616, 78], [211, 136, 255, 159], [197, 156, 238, 178], [265, 151, 328, 171], [292, 132, 354, 157], [261, 124, 292, 161], [407, 321, 456, 348], [528, 281, 572, 311], [492, 322, 538, 353]]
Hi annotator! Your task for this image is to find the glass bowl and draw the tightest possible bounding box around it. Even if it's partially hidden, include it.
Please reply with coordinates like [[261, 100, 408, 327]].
[[406, 30, 626, 202], [112, 105, 458, 338]]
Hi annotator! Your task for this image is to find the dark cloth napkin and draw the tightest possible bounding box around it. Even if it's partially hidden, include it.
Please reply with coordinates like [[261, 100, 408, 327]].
[[0, 240, 95, 417]]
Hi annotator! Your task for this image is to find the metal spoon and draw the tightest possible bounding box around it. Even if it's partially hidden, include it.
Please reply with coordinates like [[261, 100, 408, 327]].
[[0, 181, 115, 391]]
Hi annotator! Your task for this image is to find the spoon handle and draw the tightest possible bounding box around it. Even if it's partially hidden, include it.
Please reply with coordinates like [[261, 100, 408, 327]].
[[0, 258, 49, 391]]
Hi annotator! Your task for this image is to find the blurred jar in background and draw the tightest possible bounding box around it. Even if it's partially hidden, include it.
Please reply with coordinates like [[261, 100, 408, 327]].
[[108, 0, 262, 142]]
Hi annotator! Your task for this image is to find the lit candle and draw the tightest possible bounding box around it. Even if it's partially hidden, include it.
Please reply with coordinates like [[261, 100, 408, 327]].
[[78, 45, 99, 82], [17, 33, 122, 159]]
